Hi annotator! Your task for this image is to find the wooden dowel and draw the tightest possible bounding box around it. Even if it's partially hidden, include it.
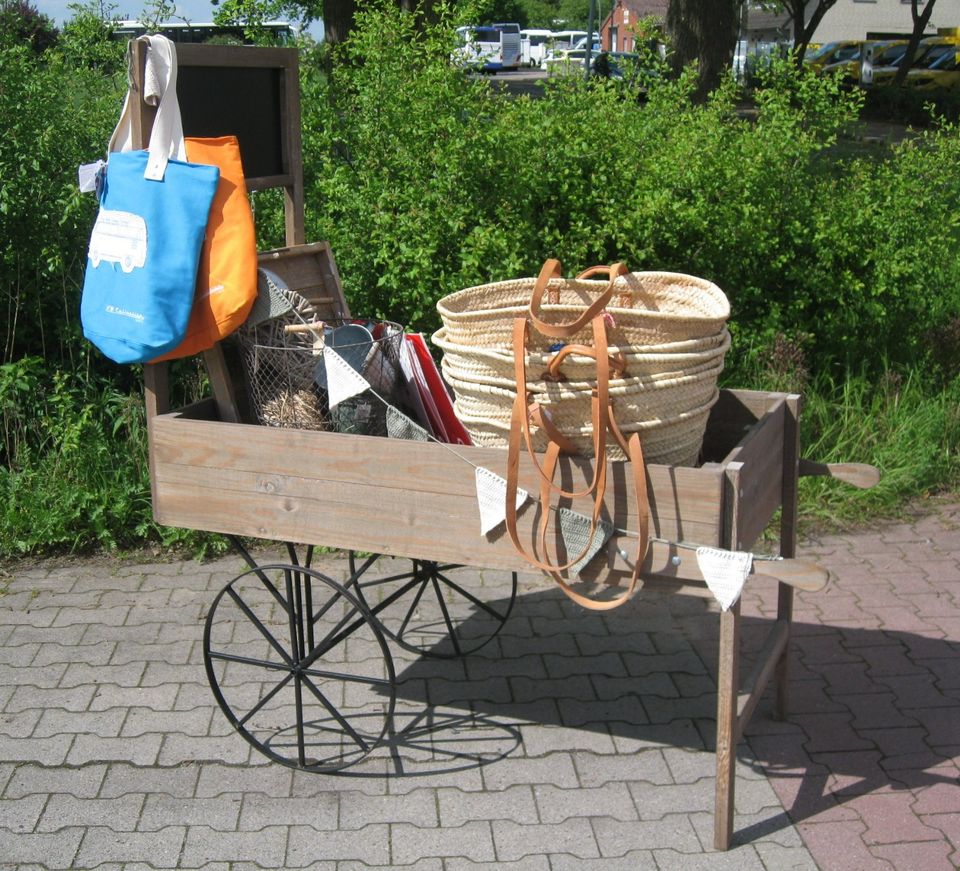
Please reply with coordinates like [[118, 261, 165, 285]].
[[283, 322, 325, 334]]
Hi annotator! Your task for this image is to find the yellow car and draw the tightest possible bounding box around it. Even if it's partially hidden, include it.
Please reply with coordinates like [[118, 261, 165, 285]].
[[906, 38, 960, 90], [849, 40, 907, 86], [804, 40, 861, 72]]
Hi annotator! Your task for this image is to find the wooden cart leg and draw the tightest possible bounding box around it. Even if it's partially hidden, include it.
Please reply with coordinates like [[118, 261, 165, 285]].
[[714, 599, 741, 851], [776, 394, 801, 721]]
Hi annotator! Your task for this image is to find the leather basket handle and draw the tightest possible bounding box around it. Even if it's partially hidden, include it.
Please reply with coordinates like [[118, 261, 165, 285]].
[[528, 260, 629, 339]]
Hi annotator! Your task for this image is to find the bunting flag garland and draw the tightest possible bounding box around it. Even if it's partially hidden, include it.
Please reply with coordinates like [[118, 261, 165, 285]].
[[696, 546, 753, 611], [322, 346, 371, 410], [386, 405, 431, 441], [559, 508, 614, 576], [476, 466, 529, 535]]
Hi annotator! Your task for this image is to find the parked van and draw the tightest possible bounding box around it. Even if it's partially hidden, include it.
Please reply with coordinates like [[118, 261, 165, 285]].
[[454, 23, 522, 73], [520, 28, 553, 67]]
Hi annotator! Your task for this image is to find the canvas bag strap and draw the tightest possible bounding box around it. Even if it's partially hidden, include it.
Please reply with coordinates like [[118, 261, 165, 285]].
[[107, 34, 187, 180]]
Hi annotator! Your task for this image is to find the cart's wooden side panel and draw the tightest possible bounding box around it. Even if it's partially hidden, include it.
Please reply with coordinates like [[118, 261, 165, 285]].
[[151, 413, 724, 580], [722, 398, 787, 550]]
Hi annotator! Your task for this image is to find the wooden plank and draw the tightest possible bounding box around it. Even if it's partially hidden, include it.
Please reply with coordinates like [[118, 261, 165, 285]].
[[201, 345, 240, 424], [776, 394, 801, 720], [714, 601, 740, 852], [258, 242, 349, 321], [150, 413, 725, 547], [723, 400, 786, 550]]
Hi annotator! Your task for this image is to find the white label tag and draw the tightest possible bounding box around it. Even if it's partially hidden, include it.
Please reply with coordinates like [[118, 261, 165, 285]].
[[78, 160, 105, 193]]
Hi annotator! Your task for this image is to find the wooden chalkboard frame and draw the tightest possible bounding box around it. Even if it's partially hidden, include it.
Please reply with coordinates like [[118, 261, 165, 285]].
[[130, 41, 305, 246], [135, 41, 306, 423]]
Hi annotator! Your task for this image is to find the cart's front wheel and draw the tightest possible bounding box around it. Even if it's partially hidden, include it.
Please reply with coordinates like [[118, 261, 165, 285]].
[[350, 555, 517, 658], [203, 563, 396, 772]]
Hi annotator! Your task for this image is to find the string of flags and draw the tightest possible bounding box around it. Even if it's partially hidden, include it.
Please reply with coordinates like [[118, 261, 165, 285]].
[[320, 342, 757, 611]]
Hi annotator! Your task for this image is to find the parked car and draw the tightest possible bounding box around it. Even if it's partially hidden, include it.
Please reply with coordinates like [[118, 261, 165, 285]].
[[804, 40, 861, 72], [906, 38, 960, 90], [824, 39, 907, 87], [542, 48, 589, 74]]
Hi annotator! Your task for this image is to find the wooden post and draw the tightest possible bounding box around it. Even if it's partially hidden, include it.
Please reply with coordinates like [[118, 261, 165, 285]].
[[714, 460, 743, 851], [775, 394, 802, 720]]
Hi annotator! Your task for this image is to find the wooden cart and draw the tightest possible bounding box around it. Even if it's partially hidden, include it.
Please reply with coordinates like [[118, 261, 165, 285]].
[[137, 43, 874, 852]]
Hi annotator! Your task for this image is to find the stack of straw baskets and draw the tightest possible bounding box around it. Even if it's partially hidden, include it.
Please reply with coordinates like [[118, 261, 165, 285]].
[[434, 267, 731, 467]]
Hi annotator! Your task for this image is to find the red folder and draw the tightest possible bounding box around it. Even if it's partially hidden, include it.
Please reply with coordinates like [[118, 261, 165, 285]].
[[406, 333, 472, 445]]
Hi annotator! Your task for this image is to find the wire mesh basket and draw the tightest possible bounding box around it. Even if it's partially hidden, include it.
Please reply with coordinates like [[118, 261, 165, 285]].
[[234, 315, 405, 436]]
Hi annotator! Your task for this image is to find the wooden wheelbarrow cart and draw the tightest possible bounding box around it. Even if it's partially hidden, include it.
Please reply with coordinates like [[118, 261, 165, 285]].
[[136, 42, 879, 852]]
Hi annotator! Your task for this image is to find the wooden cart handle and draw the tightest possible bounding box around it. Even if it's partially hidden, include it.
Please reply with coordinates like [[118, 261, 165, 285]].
[[752, 557, 829, 592], [799, 459, 880, 490]]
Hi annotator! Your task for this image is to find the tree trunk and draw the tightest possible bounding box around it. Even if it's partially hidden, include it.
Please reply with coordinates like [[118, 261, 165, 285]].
[[789, 0, 839, 65], [667, 0, 739, 102], [893, 0, 938, 86], [322, 0, 357, 45]]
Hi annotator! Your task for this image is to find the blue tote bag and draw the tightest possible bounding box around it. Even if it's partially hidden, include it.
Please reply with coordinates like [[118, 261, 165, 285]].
[[81, 35, 220, 364]]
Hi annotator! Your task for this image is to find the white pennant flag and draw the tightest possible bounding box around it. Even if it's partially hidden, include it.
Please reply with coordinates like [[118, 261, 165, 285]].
[[323, 347, 371, 410], [475, 466, 528, 535], [559, 508, 614, 576], [696, 547, 753, 611], [386, 405, 431, 441]]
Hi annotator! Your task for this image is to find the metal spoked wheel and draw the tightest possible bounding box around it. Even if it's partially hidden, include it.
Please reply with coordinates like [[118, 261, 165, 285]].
[[203, 560, 396, 772], [350, 554, 518, 658]]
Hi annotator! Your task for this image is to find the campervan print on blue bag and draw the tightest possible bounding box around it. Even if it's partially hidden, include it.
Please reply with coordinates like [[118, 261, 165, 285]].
[[81, 151, 219, 364]]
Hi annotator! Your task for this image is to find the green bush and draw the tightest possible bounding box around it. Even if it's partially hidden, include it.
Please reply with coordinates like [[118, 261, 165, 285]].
[[301, 4, 960, 384]]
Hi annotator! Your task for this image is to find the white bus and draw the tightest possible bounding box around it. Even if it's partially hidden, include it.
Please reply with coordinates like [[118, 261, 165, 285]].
[[454, 23, 522, 73], [520, 28, 554, 67]]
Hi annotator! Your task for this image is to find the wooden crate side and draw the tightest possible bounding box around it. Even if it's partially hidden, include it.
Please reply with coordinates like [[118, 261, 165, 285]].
[[258, 241, 349, 321], [724, 400, 786, 550], [150, 413, 724, 574]]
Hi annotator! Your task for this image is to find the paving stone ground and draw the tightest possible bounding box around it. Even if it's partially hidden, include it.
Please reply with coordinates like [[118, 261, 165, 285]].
[[0, 500, 957, 870]]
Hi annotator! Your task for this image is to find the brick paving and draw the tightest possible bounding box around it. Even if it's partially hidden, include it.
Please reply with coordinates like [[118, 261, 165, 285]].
[[0, 500, 957, 869]]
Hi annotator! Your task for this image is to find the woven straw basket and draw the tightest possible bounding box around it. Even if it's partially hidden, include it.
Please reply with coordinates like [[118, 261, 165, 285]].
[[456, 391, 719, 466], [433, 325, 730, 389], [437, 271, 730, 352]]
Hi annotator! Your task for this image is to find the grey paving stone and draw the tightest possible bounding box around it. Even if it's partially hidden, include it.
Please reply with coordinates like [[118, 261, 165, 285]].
[[492, 818, 600, 862], [0, 827, 83, 867], [557, 697, 648, 729], [33, 708, 127, 738], [571, 748, 674, 789], [239, 793, 337, 831], [180, 824, 288, 866], [138, 794, 243, 832], [755, 842, 821, 870], [0, 642, 41, 665], [0, 604, 59, 628], [120, 707, 212, 738], [607, 719, 706, 754], [591, 814, 701, 855], [339, 787, 435, 829], [592, 672, 679, 701], [0, 793, 46, 832], [437, 784, 537, 827], [286, 823, 390, 866], [80, 622, 163, 644], [194, 763, 291, 798], [9, 623, 88, 646], [52, 605, 130, 629], [481, 753, 579, 790], [99, 762, 199, 799], [31, 640, 116, 667], [36, 794, 145, 833], [0, 708, 42, 738], [543, 652, 628, 680], [449, 857, 550, 871], [627, 778, 713, 821], [88, 683, 179, 712], [392, 820, 496, 864], [3, 763, 106, 799], [383, 763, 486, 795], [6, 684, 97, 714], [509, 675, 594, 704], [59, 662, 146, 689], [534, 782, 638, 824], [158, 732, 252, 765], [66, 733, 162, 767], [548, 851, 657, 870], [520, 724, 617, 756], [652, 845, 767, 870], [110, 640, 193, 666], [74, 825, 186, 866], [0, 733, 73, 765]]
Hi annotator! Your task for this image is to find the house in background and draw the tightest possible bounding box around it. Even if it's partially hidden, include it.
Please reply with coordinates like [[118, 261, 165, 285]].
[[599, 0, 960, 53]]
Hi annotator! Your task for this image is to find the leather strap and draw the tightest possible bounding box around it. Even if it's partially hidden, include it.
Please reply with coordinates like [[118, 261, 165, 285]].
[[529, 260, 628, 338], [503, 287, 651, 609]]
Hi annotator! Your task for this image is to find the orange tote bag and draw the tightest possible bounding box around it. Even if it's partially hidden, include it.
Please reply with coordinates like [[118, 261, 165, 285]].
[[153, 135, 257, 360]]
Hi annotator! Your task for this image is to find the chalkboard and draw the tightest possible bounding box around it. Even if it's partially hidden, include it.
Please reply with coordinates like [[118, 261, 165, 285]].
[[177, 65, 284, 180]]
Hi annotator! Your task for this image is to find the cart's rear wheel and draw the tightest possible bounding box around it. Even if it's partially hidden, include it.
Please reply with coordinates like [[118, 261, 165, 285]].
[[350, 555, 518, 658], [203, 562, 396, 772]]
